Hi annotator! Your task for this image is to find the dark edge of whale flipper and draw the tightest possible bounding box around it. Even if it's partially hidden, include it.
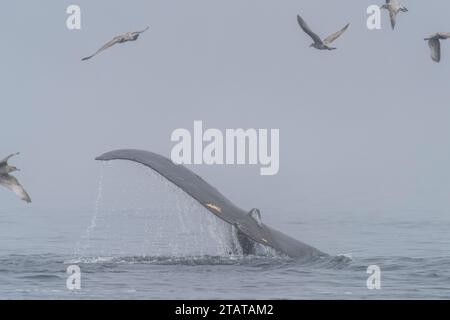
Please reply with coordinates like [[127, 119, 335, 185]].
[[95, 149, 328, 260]]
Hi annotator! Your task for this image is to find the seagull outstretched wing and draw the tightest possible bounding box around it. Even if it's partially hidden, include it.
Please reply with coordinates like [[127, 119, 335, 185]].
[[297, 15, 323, 45], [135, 26, 150, 34], [0, 152, 20, 166], [428, 38, 441, 62], [82, 37, 122, 61], [323, 23, 350, 45], [437, 32, 450, 40], [0, 174, 31, 203], [389, 10, 397, 30]]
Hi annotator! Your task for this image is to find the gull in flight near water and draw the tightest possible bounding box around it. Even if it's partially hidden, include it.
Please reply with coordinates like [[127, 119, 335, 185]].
[[296, 15, 350, 50], [0, 153, 31, 203], [82, 26, 150, 61], [380, 0, 408, 30], [424, 33, 450, 63]]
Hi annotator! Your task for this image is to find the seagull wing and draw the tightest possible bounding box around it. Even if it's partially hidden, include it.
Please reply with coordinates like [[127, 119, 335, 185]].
[[428, 38, 441, 63], [129, 26, 150, 40], [297, 15, 323, 45], [82, 36, 122, 61], [437, 32, 450, 39], [0, 174, 31, 203], [0, 152, 20, 166], [136, 26, 150, 34], [389, 10, 397, 30], [323, 23, 350, 45]]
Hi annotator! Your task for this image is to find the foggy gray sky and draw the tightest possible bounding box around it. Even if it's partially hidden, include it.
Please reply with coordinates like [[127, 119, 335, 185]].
[[1, 0, 450, 223]]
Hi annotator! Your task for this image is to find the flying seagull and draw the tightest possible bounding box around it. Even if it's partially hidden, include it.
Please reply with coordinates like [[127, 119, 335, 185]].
[[296, 15, 349, 50], [380, 0, 408, 30], [0, 153, 31, 203], [425, 33, 450, 63], [82, 26, 150, 61]]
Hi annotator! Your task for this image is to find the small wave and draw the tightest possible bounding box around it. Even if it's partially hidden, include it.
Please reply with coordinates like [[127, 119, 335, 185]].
[[300, 254, 354, 270], [66, 254, 291, 267], [19, 274, 62, 280]]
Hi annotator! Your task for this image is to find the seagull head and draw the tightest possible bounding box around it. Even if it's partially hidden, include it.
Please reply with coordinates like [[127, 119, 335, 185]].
[[8, 166, 20, 173]]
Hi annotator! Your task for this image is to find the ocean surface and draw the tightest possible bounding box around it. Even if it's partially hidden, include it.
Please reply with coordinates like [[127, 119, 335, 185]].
[[1, 163, 449, 299]]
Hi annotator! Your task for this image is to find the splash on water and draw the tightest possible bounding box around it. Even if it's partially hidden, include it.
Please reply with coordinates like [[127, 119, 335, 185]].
[[74, 161, 268, 260], [74, 162, 108, 257]]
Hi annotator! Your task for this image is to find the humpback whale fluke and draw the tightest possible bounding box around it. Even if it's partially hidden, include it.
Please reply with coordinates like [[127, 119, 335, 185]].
[[82, 26, 150, 61], [0, 153, 31, 203], [96, 149, 327, 260], [296, 14, 349, 51]]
